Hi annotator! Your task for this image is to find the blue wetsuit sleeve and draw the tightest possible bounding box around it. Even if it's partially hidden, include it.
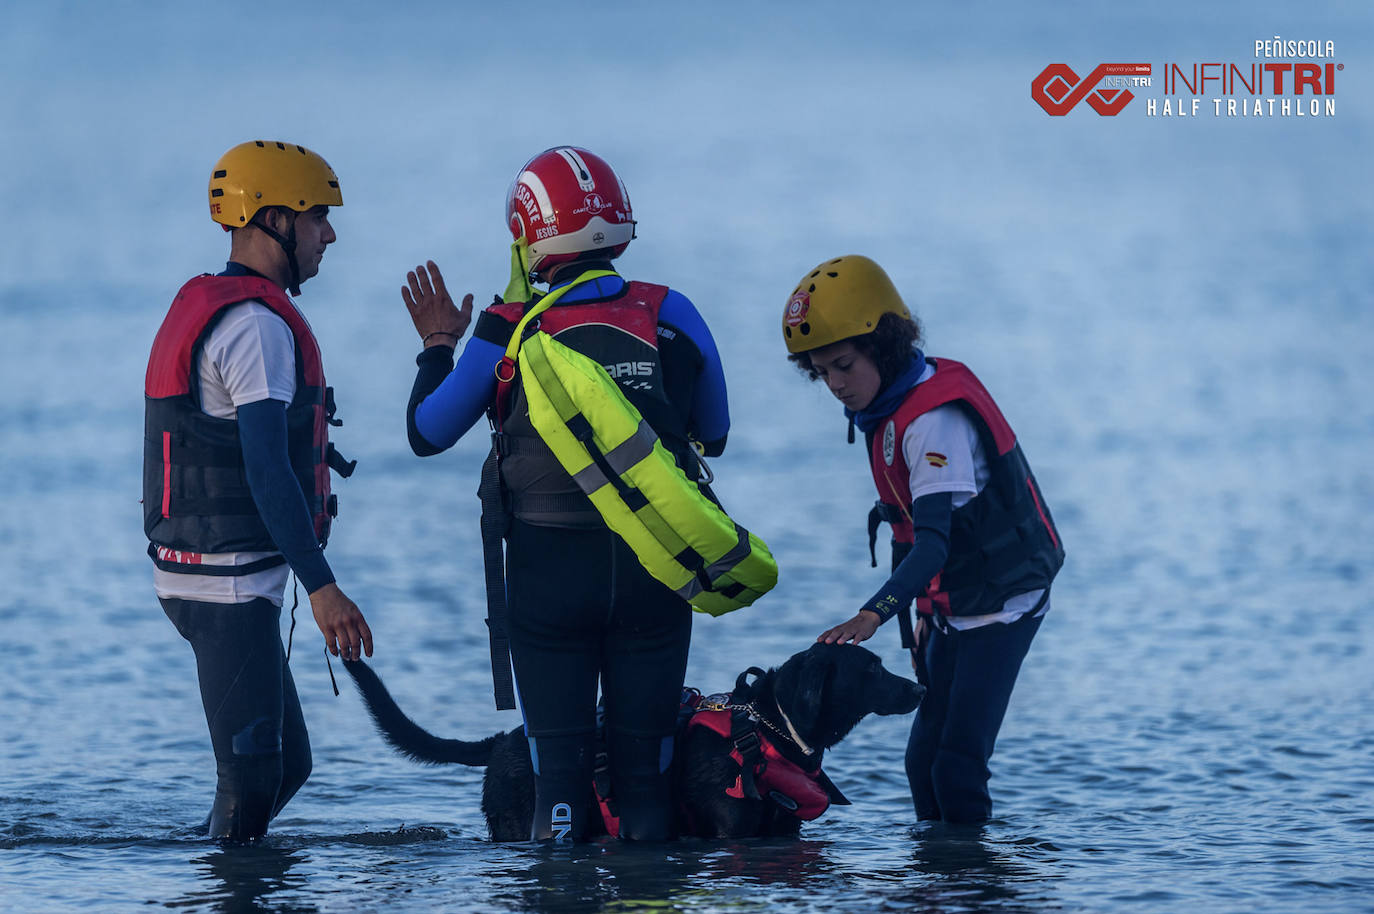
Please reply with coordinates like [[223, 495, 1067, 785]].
[[658, 290, 730, 455], [237, 398, 335, 594], [408, 336, 505, 454], [407, 345, 455, 456], [860, 492, 952, 622]]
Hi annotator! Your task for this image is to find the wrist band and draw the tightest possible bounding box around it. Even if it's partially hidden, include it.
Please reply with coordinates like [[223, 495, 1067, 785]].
[[864, 594, 901, 623], [422, 330, 459, 344]]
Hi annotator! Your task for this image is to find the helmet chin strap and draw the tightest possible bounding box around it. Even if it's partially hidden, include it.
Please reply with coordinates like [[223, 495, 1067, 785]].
[[254, 209, 303, 295]]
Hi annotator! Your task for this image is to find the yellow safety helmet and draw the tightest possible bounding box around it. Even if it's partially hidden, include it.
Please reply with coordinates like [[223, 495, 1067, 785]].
[[782, 255, 911, 353], [208, 140, 342, 228]]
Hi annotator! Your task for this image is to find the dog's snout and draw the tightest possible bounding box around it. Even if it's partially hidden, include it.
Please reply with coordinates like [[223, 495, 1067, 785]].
[[876, 674, 924, 716]]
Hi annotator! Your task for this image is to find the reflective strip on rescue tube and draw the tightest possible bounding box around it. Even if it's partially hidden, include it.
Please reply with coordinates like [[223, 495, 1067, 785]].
[[515, 312, 777, 616]]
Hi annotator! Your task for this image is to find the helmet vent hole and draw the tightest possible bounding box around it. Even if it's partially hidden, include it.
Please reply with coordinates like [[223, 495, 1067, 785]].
[[296, 145, 306, 154], [826, 272, 838, 278], [298, 199, 306, 206], [210, 188, 224, 197], [255, 141, 265, 147], [328, 181, 338, 188], [213, 169, 227, 179], [808, 284, 816, 293], [830, 258, 842, 264], [785, 327, 793, 338], [275, 142, 286, 150], [809, 270, 820, 278], [799, 322, 811, 335]]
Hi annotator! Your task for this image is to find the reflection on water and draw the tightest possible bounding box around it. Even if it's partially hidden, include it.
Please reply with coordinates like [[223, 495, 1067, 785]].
[[482, 838, 841, 914], [166, 846, 314, 914]]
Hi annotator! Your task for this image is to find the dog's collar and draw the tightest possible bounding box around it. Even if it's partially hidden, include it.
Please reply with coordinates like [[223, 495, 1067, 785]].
[[773, 697, 815, 757], [697, 692, 815, 758]]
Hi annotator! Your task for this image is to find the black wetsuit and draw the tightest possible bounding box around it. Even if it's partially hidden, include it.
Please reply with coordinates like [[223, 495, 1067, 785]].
[[406, 270, 729, 841], [505, 521, 692, 840], [161, 596, 312, 839]]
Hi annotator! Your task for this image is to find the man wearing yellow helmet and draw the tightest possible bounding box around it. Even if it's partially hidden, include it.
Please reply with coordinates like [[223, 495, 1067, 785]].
[[784, 256, 1064, 824], [143, 141, 372, 843]]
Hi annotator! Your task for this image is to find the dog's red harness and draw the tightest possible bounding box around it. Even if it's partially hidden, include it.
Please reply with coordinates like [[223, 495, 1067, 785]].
[[592, 689, 839, 837], [685, 708, 832, 821]]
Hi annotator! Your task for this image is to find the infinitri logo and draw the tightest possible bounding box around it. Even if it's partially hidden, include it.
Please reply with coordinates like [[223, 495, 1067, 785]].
[[1032, 63, 1153, 115]]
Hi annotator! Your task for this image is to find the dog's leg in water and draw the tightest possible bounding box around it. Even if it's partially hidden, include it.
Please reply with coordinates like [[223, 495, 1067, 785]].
[[529, 734, 595, 842]]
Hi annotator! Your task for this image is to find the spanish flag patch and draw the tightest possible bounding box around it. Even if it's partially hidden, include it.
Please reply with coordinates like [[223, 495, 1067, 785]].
[[924, 452, 948, 468]]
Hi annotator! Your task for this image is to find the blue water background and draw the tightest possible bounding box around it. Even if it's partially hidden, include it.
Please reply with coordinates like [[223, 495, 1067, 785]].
[[1, 3, 1372, 911]]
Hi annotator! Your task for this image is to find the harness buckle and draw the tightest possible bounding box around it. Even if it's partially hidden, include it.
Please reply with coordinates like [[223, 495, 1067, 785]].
[[325, 386, 343, 427], [699, 692, 730, 713], [732, 726, 761, 760], [494, 357, 517, 383]]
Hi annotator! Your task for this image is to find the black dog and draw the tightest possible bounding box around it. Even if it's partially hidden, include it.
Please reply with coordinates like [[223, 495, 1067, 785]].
[[344, 642, 922, 841]]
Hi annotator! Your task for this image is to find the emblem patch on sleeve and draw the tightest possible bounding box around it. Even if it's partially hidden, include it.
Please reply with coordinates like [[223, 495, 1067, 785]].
[[924, 452, 948, 468]]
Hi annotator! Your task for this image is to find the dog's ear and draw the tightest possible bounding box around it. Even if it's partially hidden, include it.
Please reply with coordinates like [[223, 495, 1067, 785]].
[[788, 647, 837, 736]]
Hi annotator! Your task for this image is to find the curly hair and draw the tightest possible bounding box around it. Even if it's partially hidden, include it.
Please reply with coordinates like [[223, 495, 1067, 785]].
[[788, 312, 924, 387]]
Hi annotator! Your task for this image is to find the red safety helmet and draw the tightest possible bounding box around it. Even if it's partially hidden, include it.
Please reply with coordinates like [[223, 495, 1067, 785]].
[[506, 147, 636, 277]]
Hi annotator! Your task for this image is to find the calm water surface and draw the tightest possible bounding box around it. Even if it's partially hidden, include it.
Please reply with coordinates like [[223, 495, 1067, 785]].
[[2, 13, 1372, 901], [1, 263, 1370, 914]]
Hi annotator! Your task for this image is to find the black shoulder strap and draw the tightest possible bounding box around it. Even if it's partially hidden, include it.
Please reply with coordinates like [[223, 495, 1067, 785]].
[[730, 712, 764, 801], [478, 436, 516, 710]]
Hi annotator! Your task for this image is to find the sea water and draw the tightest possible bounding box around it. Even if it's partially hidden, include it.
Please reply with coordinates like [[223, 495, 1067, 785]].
[[2, 4, 1371, 912]]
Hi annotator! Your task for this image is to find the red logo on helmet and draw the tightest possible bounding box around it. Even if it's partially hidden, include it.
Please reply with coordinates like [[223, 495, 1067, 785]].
[[784, 290, 810, 327]]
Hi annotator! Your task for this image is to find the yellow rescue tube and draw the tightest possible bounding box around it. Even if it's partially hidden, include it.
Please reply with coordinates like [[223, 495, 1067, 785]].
[[518, 330, 777, 616]]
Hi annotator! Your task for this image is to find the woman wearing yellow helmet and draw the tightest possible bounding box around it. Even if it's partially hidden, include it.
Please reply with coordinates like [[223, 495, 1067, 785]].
[[784, 255, 1064, 824]]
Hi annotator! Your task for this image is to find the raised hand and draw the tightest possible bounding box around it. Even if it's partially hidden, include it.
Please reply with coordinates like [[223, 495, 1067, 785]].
[[402, 260, 474, 348]]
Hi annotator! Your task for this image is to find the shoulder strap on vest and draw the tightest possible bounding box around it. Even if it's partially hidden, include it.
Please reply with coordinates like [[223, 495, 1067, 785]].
[[889, 358, 1016, 456], [146, 274, 320, 398]]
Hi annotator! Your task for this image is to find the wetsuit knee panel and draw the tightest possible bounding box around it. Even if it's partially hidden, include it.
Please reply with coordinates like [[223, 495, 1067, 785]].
[[231, 716, 283, 757]]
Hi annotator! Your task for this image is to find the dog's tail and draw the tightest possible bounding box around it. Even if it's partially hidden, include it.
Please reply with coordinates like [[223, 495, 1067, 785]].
[[342, 659, 499, 767]]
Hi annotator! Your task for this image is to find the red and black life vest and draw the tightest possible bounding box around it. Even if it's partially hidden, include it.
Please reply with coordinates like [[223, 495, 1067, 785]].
[[869, 358, 1064, 618], [488, 281, 696, 527], [143, 274, 341, 567]]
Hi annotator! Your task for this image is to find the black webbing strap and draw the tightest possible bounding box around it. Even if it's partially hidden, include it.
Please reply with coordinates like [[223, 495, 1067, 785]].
[[479, 437, 517, 710], [324, 386, 343, 427], [146, 542, 287, 576], [326, 442, 357, 478], [897, 603, 917, 650], [868, 500, 910, 567], [565, 413, 649, 511], [867, 503, 883, 568], [730, 714, 764, 801]]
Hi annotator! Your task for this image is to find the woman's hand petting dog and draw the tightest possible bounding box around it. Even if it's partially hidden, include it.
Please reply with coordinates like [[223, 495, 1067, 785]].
[[818, 609, 881, 645]]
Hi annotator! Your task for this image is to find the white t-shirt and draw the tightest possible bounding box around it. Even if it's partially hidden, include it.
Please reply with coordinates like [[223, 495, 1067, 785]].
[[899, 362, 1048, 630], [153, 301, 298, 606]]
